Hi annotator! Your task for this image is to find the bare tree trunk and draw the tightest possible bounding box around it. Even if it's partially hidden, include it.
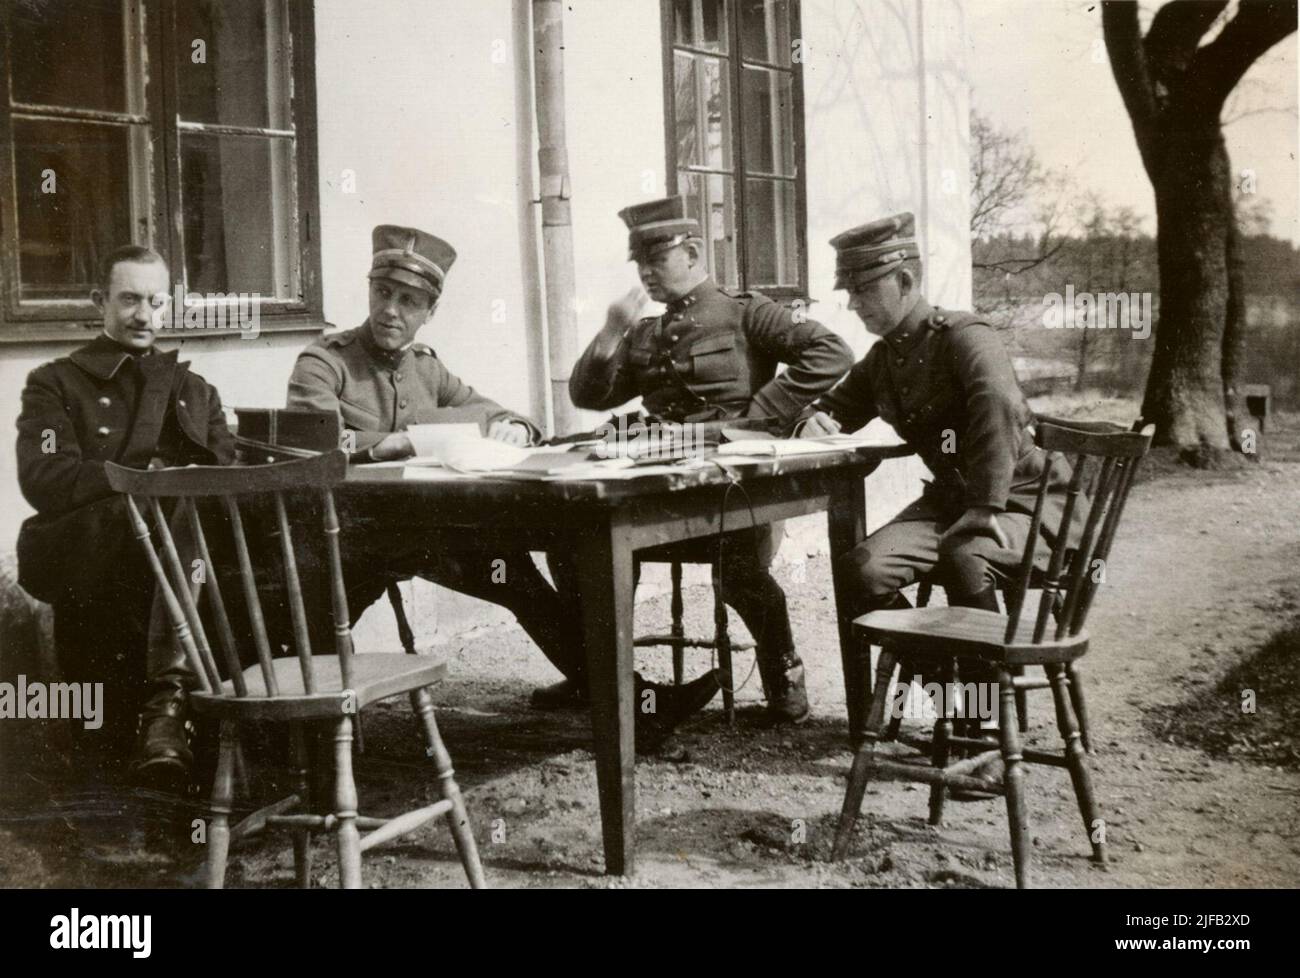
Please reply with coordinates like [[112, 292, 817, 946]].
[[1140, 130, 1234, 453], [1101, 0, 1296, 463], [1222, 194, 1250, 452]]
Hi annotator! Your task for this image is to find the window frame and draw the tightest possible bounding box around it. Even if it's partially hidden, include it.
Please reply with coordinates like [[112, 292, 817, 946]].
[[0, 0, 324, 344], [659, 0, 809, 302]]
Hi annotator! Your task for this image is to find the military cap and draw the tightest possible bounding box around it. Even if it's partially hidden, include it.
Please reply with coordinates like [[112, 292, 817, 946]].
[[830, 212, 920, 289], [618, 195, 702, 260], [368, 224, 457, 297]]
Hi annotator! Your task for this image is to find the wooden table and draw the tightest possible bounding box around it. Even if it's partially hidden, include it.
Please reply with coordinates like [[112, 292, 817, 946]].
[[341, 443, 911, 875]]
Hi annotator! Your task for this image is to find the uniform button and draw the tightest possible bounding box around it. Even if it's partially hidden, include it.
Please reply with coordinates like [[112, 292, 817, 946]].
[[97, 396, 111, 408], [901, 386, 910, 394], [394, 372, 403, 381], [917, 358, 925, 364], [399, 399, 409, 409], [670, 334, 679, 342], [97, 426, 110, 437], [178, 399, 186, 408], [895, 358, 905, 367]]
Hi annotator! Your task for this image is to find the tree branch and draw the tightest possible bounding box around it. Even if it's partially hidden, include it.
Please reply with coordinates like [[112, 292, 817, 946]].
[[1144, 0, 1228, 83], [1101, 1, 1161, 173], [1191, 0, 1298, 111]]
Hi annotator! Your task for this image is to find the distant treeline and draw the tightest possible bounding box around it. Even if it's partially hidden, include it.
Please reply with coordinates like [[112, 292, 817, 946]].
[[973, 231, 1300, 409]]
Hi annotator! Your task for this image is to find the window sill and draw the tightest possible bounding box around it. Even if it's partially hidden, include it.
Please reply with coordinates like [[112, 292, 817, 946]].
[[0, 315, 330, 346]]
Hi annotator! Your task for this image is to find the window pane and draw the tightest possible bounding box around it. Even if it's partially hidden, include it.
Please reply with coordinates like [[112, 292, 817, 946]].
[[673, 0, 729, 53], [175, 0, 291, 129], [680, 171, 738, 289], [12, 118, 138, 300], [674, 53, 732, 170], [744, 178, 798, 286], [739, 0, 792, 64], [180, 134, 298, 298], [741, 65, 794, 176], [9, 0, 128, 112]]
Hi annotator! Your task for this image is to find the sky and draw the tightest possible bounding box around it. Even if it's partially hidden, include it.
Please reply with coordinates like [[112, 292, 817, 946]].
[[967, 0, 1299, 244]]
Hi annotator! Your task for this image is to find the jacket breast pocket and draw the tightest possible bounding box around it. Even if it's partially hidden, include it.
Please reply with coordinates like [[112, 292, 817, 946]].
[[688, 331, 741, 385], [338, 395, 385, 430]]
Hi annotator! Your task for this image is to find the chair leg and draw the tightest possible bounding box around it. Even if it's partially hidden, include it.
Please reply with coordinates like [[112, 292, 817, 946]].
[[290, 723, 314, 889], [1066, 662, 1094, 753], [711, 566, 735, 724], [884, 666, 914, 742], [832, 649, 898, 860], [929, 658, 956, 826], [1049, 664, 1106, 864], [411, 686, 486, 888], [206, 720, 238, 889], [332, 716, 362, 889], [998, 668, 1031, 888], [1014, 665, 1029, 733], [670, 562, 685, 686]]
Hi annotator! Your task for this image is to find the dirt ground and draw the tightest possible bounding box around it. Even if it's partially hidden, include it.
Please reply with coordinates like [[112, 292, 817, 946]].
[[3, 407, 1298, 889]]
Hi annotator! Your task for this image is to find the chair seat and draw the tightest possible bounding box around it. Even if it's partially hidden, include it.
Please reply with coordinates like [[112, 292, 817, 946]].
[[191, 654, 448, 721], [852, 606, 1089, 665]]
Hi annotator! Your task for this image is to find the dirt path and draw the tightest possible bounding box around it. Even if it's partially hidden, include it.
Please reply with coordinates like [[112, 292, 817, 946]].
[[3, 436, 1298, 889]]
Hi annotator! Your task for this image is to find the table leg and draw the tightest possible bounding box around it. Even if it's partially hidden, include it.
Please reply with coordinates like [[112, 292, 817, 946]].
[[574, 523, 636, 876], [828, 473, 869, 739]]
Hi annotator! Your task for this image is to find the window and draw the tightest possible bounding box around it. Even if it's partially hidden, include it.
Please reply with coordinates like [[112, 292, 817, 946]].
[[662, 0, 807, 298], [0, 0, 322, 341]]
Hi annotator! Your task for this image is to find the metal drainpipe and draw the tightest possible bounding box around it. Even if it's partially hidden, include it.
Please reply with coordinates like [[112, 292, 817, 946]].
[[531, 0, 579, 438]]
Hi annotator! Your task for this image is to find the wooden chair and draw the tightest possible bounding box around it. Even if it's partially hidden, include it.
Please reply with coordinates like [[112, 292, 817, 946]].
[[104, 451, 486, 889], [892, 415, 1147, 753], [633, 558, 754, 723], [832, 421, 1154, 887]]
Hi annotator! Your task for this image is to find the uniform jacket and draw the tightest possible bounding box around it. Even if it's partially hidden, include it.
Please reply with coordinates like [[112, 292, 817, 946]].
[[803, 298, 1083, 539], [15, 333, 235, 603], [569, 279, 854, 427], [286, 322, 539, 452]]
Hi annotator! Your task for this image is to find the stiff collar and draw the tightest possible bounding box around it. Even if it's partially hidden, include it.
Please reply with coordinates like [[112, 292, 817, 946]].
[[664, 278, 717, 315], [359, 320, 415, 368], [69, 333, 170, 380], [880, 297, 934, 357]]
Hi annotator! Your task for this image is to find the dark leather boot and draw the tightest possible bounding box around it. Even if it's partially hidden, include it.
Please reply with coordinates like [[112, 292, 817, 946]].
[[131, 681, 192, 789], [758, 651, 811, 725], [634, 671, 719, 751], [134, 588, 199, 789]]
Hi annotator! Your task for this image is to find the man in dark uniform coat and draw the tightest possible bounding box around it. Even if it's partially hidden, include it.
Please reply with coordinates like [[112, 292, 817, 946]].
[[560, 196, 855, 723], [797, 213, 1084, 745], [287, 225, 717, 736], [16, 245, 235, 777]]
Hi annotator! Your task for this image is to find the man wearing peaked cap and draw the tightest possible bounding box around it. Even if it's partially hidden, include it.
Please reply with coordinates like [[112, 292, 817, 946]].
[[286, 224, 587, 689], [797, 212, 1087, 760], [556, 194, 855, 726]]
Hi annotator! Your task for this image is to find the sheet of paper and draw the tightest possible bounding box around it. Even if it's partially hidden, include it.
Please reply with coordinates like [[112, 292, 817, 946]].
[[407, 422, 482, 459]]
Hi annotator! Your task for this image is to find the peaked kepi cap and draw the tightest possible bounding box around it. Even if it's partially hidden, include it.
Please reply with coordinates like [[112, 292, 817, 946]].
[[830, 212, 920, 289], [368, 224, 457, 297], [618, 195, 702, 260]]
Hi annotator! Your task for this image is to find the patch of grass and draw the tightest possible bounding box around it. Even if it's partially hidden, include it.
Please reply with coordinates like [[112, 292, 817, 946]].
[[1153, 606, 1300, 770]]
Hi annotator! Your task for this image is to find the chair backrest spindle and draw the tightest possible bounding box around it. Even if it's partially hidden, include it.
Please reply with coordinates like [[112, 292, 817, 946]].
[[1002, 421, 1154, 647], [182, 497, 248, 696], [146, 496, 224, 691], [273, 491, 317, 694], [104, 452, 352, 702]]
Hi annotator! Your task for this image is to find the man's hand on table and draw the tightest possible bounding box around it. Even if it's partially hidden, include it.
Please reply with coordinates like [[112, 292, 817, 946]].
[[939, 506, 1010, 549], [488, 419, 532, 447], [797, 411, 841, 438], [369, 431, 414, 461]]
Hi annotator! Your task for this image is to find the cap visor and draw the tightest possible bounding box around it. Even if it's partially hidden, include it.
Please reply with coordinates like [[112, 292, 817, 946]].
[[369, 267, 438, 296]]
